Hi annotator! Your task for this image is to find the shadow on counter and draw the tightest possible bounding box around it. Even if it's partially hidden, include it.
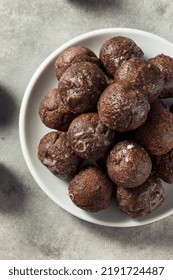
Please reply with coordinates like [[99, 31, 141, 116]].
[[0, 85, 17, 128], [67, 0, 122, 11], [77, 215, 172, 255], [0, 164, 26, 214]]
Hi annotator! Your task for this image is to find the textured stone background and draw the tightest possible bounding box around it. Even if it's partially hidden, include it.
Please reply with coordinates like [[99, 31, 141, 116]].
[[0, 0, 173, 259]]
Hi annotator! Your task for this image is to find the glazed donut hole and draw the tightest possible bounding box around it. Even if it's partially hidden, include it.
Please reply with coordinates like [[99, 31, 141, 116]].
[[114, 57, 164, 102], [116, 174, 164, 218], [38, 131, 83, 181], [38, 88, 78, 131], [150, 54, 173, 98], [97, 82, 150, 132], [67, 112, 115, 161], [58, 62, 107, 114], [106, 140, 152, 188], [36, 36, 173, 217], [99, 36, 144, 78], [54, 45, 101, 80], [68, 165, 113, 212]]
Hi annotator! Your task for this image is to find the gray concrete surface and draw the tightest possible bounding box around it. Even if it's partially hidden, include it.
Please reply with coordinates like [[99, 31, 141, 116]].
[[0, 0, 173, 259]]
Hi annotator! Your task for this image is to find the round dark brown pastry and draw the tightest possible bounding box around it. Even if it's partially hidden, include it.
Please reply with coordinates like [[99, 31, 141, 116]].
[[152, 148, 173, 183], [116, 174, 164, 218], [59, 62, 107, 113], [107, 140, 152, 188], [98, 83, 150, 132], [55, 46, 101, 80], [114, 57, 164, 102], [68, 166, 114, 212], [135, 99, 173, 156], [99, 36, 144, 78], [150, 54, 173, 98], [67, 112, 115, 160], [38, 131, 83, 180], [39, 88, 77, 131]]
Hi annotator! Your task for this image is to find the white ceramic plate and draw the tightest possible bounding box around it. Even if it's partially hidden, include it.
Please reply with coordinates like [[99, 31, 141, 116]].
[[19, 28, 173, 227]]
